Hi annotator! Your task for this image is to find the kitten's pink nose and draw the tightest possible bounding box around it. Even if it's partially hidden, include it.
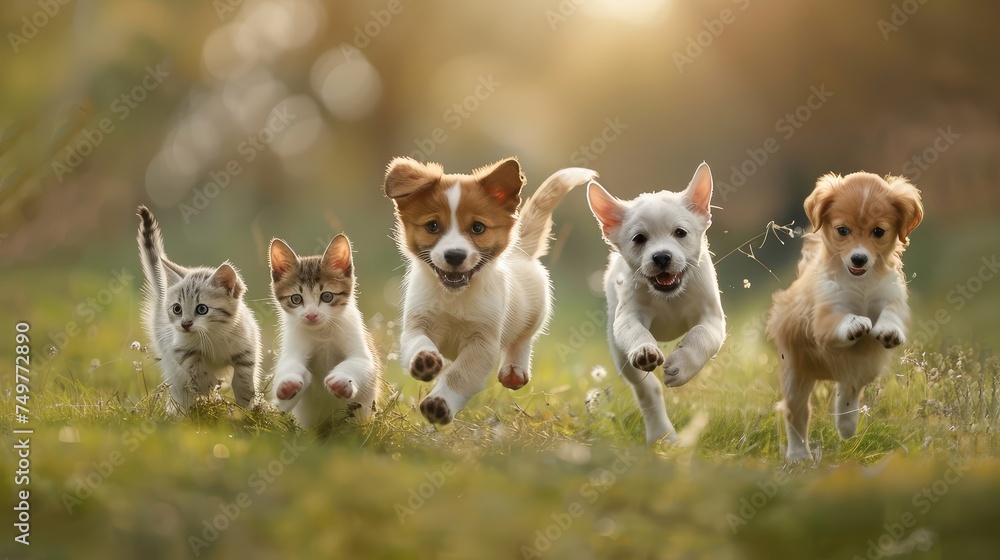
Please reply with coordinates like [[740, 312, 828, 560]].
[[181, 320, 193, 331], [305, 313, 319, 323]]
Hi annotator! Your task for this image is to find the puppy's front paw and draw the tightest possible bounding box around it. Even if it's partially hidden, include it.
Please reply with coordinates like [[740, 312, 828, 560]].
[[409, 350, 443, 382], [871, 322, 905, 349], [275, 378, 304, 400], [629, 344, 664, 372], [498, 364, 529, 390], [834, 315, 872, 346], [324, 373, 357, 400], [662, 352, 697, 387], [419, 396, 452, 425]]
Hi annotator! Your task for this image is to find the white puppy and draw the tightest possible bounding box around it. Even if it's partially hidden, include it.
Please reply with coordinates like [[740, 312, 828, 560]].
[[587, 163, 727, 444]]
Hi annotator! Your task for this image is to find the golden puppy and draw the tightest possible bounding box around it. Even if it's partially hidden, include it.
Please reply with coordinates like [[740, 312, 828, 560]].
[[766, 172, 923, 461]]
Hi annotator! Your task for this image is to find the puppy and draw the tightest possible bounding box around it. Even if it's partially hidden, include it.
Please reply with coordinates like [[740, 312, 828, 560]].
[[588, 163, 727, 444], [384, 157, 597, 425], [766, 172, 923, 461]]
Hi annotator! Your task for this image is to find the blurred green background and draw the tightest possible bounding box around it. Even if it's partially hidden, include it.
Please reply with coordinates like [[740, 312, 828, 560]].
[[2, 0, 999, 558]]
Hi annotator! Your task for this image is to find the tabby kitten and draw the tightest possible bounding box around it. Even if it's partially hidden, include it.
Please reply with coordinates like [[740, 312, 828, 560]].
[[137, 206, 262, 412], [269, 235, 383, 426]]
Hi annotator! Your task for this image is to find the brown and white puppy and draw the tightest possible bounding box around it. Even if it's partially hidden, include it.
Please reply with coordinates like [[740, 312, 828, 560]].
[[767, 172, 923, 461], [384, 157, 596, 425]]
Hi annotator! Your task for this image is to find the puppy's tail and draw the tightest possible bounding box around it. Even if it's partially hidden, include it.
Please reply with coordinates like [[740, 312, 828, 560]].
[[517, 167, 598, 259]]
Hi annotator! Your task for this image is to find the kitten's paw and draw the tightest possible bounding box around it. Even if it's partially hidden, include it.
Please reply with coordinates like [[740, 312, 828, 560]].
[[662, 353, 697, 388], [871, 322, 905, 349], [419, 396, 452, 425], [834, 315, 872, 346], [409, 350, 443, 382], [324, 374, 357, 400], [276, 378, 304, 400], [629, 344, 664, 372], [498, 364, 529, 390]]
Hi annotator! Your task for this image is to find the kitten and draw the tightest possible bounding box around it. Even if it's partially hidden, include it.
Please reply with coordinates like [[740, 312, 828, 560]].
[[268, 234, 383, 426], [136, 206, 262, 412]]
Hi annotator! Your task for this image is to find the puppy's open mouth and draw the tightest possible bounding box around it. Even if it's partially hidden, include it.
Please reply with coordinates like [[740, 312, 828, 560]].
[[848, 267, 867, 277], [433, 266, 474, 289], [649, 271, 684, 293]]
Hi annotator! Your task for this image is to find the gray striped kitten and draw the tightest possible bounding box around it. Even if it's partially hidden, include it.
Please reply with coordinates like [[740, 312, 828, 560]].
[[269, 235, 383, 427], [137, 206, 262, 412]]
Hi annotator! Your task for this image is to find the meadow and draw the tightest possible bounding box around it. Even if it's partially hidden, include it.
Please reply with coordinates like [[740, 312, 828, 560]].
[[2, 254, 998, 560]]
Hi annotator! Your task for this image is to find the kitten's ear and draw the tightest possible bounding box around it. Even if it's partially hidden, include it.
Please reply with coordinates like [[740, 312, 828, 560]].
[[212, 263, 244, 298], [805, 173, 840, 230], [322, 234, 353, 276], [886, 176, 924, 246], [683, 162, 713, 222], [587, 180, 626, 242], [269, 239, 299, 282], [474, 157, 523, 212], [162, 258, 187, 287], [384, 157, 443, 199]]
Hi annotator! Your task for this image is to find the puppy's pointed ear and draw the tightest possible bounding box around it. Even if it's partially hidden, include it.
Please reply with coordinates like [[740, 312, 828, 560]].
[[804, 173, 840, 230], [269, 238, 299, 282], [322, 234, 353, 276], [212, 262, 244, 298], [474, 157, 523, 212], [683, 162, 713, 221], [588, 181, 626, 241], [886, 176, 924, 246], [384, 157, 443, 199]]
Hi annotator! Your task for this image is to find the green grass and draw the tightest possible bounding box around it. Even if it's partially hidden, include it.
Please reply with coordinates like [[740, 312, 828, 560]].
[[2, 268, 1000, 559]]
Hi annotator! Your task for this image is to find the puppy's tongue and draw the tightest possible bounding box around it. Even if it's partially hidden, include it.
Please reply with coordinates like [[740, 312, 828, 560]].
[[655, 272, 678, 286]]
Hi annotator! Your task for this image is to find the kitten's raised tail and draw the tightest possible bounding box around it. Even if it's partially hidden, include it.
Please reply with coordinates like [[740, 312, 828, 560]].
[[517, 167, 598, 259], [137, 205, 167, 301]]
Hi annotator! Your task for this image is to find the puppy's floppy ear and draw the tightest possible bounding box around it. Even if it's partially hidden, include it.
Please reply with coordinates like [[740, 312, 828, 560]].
[[212, 262, 244, 298], [587, 181, 626, 241], [683, 162, 713, 222], [322, 234, 353, 276], [474, 157, 523, 212], [269, 238, 298, 282], [384, 157, 443, 199], [886, 176, 924, 246], [804, 173, 840, 230]]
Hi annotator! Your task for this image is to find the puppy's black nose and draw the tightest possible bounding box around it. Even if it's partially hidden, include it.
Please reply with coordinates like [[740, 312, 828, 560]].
[[181, 320, 193, 331], [444, 249, 467, 266], [851, 254, 869, 267], [652, 252, 672, 269]]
